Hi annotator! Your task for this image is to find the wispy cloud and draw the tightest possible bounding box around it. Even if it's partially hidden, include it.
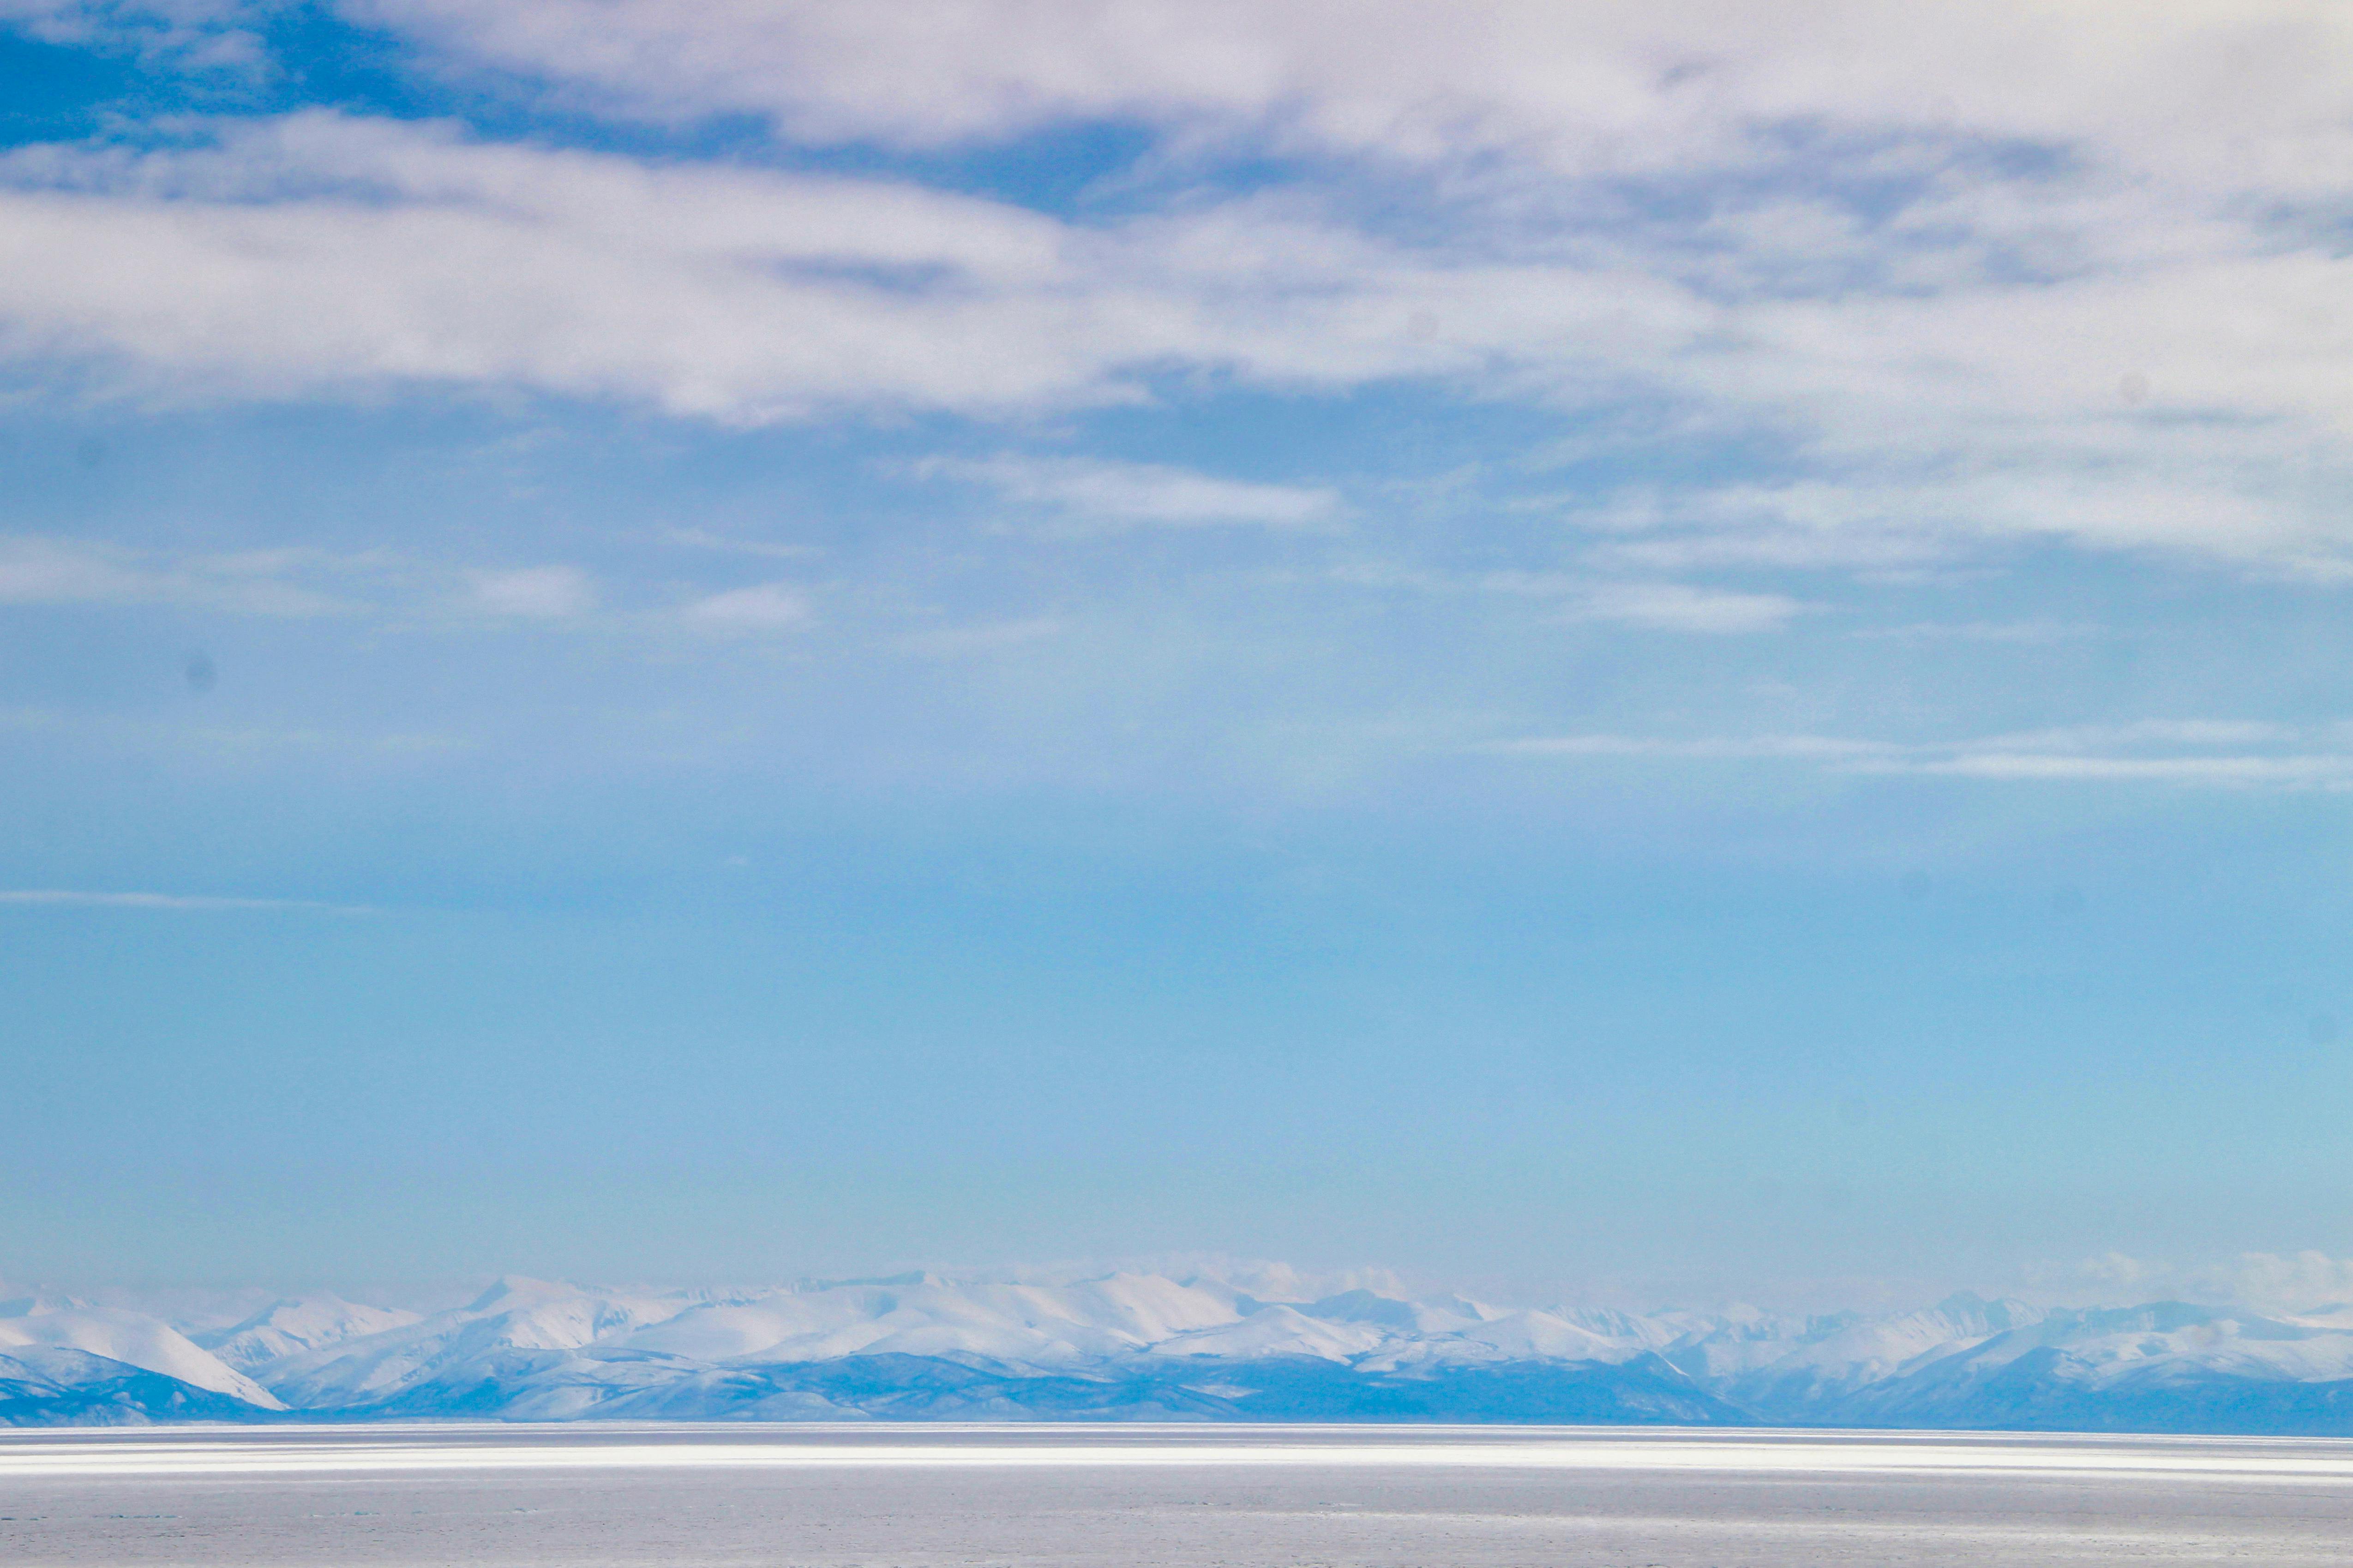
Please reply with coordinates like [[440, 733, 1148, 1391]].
[[680, 581, 811, 633], [0, 535, 351, 616], [1567, 581, 1811, 635], [0, 0, 269, 70], [0, 535, 620, 626], [462, 565, 598, 619], [1894, 753, 2353, 785], [0, 888, 371, 913], [663, 528, 823, 561], [1855, 621, 2102, 644], [1484, 720, 2353, 789], [1326, 565, 1812, 635], [0, 532, 686, 633], [2210, 1252, 2353, 1315], [1489, 734, 1891, 762], [930, 455, 1342, 533], [2053, 1250, 2353, 1314]]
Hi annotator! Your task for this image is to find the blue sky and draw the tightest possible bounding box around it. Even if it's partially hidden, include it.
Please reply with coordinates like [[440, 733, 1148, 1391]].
[[5, 0, 2353, 1310]]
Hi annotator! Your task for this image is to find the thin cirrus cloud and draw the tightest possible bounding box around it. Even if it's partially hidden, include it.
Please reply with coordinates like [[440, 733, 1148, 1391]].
[[0, 535, 351, 616], [0, 534, 615, 627], [1567, 580, 1811, 635], [928, 454, 1342, 533], [2064, 1251, 2353, 1314], [1327, 564, 1810, 636], [0, 0, 265, 64], [462, 565, 598, 619], [679, 582, 811, 633], [1485, 720, 2353, 788], [1573, 473, 2337, 580], [0, 530, 818, 642]]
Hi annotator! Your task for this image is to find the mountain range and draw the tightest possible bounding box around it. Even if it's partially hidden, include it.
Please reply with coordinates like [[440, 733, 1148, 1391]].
[[8, 1269, 2353, 1433]]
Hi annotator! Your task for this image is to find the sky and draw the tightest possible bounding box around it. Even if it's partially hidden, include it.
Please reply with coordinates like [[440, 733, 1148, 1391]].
[[4, 0, 2353, 1312]]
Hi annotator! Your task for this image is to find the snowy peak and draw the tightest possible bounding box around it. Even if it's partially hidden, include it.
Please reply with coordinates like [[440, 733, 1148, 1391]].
[[197, 1295, 423, 1371], [12, 1270, 2353, 1432], [0, 1307, 282, 1409], [1150, 1304, 1389, 1362]]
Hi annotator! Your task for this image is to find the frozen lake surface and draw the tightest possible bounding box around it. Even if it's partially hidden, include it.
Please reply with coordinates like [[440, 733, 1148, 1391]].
[[6, 1423, 2353, 1565]]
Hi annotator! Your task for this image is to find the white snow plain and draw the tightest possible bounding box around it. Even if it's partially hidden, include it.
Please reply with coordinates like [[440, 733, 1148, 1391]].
[[6, 1424, 2353, 1566]]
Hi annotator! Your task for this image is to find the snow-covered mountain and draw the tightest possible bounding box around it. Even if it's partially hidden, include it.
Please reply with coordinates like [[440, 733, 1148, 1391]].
[[193, 1294, 423, 1373], [0, 1301, 282, 1409], [7, 1273, 2353, 1433]]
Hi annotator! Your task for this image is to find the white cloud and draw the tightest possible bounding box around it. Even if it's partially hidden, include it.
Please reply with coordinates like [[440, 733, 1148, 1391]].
[[2199, 1252, 2353, 1314], [1320, 565, 1808, 634], [1968, 720, 2297, 749], [1487, 719, 2353, 789], [1568, 580, 1810, 634], [1889, 752, 2353, 784], [0, 534, 349, 615], [0, 0, 267, 68], [0, 113, 1098, 420], [1855, 719, 2353, 784], [2075, 1251, 2161, 1289], [680, 581, 810, 632], [931, 454, 1341, 532], [1855, 621, 2100, 644], [663, 528, 823, 561], [462, 564, 596, 618], [2057, 1250, 2353, 1314], [4, 10, 2353, 577], [1487, 733, 1891, 761], [0, 534, 684, 630], [1576, 467, 2344, 581], [349, 1, 2353, 186]]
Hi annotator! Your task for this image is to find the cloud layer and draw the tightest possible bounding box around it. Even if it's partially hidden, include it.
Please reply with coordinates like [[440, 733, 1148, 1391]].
[[0, 5, 2352, 576]]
